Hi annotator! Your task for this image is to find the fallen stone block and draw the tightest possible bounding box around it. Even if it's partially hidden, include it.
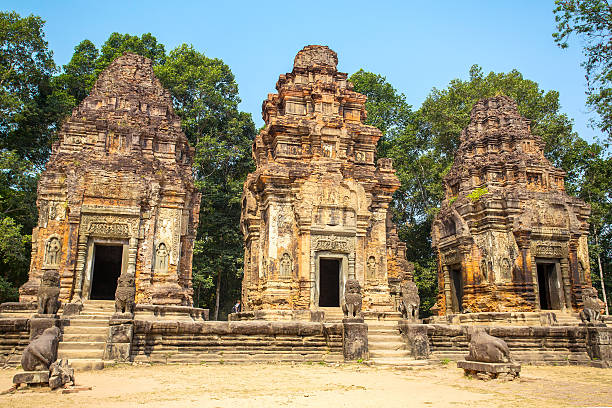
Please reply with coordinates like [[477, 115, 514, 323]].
[[457, 360, 521, 380]]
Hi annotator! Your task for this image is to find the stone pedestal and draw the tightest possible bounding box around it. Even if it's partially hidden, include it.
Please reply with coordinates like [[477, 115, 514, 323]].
[[342, 318, 368, 361], [104, 317, 134, 362], [398, 322, 430, 358], [13, 370, 50, 387], [585, 326, 612, 368], [457, 360, 521, 380], [29, 315, 60, 340]]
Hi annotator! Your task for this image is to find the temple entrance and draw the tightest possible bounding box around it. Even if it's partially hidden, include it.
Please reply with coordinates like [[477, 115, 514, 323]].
[[536, 261, 561, 310], [319, 258, 341, 307], [90, 244, 124, 300], [450, 266, 463, 313]]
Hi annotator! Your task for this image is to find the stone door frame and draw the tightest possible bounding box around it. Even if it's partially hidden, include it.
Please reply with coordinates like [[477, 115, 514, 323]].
[[313, 251, 348, 308], [533, 257, 566, 311], [72, 205, 140, 303], [81, 238, 130, 301]]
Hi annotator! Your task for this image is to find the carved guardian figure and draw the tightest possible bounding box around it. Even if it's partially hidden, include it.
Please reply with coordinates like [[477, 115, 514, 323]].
[[21, 326, 61, 371], [37, 269, 61, 315], [580, 287, 605, 324], [115, 273, 136, 314], [398, 280, 420, 320], [342, 279, 362, 318], [466, 327, 513, 364]]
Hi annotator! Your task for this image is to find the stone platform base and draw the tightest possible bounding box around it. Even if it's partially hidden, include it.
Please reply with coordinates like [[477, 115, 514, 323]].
[[229, 309, 325, 321], [457, 360, 521, 380], [427, 311, 567, 326], [13, 371, 49, 387]]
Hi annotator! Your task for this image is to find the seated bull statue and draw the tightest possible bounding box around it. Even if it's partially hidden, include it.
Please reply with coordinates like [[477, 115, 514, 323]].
[[37, 269, 61, 315], [21, 326, 61, 371], [466, 327, 513, 364], [342, 279, 362, 318], [398, 280, 420, 320], [580, 287, 605, 324], [115, 273, 136, 314]]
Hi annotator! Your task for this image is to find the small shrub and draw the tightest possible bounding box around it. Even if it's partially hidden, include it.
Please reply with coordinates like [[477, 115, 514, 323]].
[[467, 187, 489, 203]]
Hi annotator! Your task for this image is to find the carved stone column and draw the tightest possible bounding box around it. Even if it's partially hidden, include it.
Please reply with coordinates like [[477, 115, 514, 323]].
[[72, 232, 88, 302], [442, 265, 452, 315], [560, 257, 572, 311]]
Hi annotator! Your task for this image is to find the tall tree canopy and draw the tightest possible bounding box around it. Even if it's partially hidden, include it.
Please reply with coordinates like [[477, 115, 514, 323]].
[[553, 0, 612, 140]]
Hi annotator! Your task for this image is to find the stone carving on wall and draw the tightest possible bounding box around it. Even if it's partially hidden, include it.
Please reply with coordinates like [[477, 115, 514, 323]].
[[44, 236, 61, 267], [532, 242, 564, 258], [440, 249, 459, 265], [158, 208, 181, 265], [312, 235, 353, 252], [155, 242, 169, 273], [279, 253, 292, 278], [367, 256, 376, 279], [500, 258, 512, 281]]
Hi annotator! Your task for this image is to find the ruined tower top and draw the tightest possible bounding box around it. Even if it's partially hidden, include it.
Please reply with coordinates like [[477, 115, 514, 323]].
[[444, 95, 565, 199], [54, 52, 193, 168], [293, 45, 338, 70]]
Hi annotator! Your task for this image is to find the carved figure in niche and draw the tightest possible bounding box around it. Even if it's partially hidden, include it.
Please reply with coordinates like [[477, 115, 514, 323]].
[[279, 253, 292, 278], [500, 258, 512, 281], [367, 256, 376, 279], [579, 287, 605, 324], [44, 237, 61, 266], [21, 326, 61, 371], [342, 279, 362, 318], [322, 143, 333, 158], [155, 242, 169, 272], [114, 273, 136, 314], [466, 327, 513, 363], [49, 359, 75, 390], [578, 259, 586, 283], [398, 280, 420, 320], [37, 269, 61, 315]]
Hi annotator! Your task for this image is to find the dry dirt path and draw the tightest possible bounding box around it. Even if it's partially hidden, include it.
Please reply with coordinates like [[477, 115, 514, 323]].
[[1, 363, 611, 408]]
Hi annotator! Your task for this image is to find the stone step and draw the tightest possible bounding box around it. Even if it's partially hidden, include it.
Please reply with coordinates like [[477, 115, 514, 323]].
[[62, 325, 108, 335], [58, 348, 105, 359], [368, 341, 405, 350], [369, 358, 431, 367], [369, 349, 412, 358], [368, 334, 401, 342], [58, 341, 106, 350], [64, 318, 109, 327], [69, 314, 111, 320], [367, 323, 399, 330], [368, 328, 399, 336], [62, 333, 107, 342], [65, 359, 112, 371]]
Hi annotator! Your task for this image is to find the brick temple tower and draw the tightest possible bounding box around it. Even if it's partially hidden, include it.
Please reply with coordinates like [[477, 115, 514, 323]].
[[240, 45, 415, 317], [19, 53, 201, 307], [432, 95, 592, 315]]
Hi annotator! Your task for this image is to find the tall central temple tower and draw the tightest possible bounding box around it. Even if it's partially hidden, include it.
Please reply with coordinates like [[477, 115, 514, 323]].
[[240, 46, 414, 315]]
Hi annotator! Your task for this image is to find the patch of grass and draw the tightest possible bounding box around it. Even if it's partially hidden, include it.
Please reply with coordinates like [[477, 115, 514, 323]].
[[318, 361, 326, 366], [440, 358, 451, 365]]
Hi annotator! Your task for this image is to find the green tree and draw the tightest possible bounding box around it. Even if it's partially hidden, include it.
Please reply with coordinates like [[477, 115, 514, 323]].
[[155, 45, 255, 319], [553, 0, 612, 139]]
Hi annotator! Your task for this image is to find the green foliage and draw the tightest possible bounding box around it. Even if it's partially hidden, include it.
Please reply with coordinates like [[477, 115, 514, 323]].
[[155, 44, 256, 319], [467, 187, 489, 203], [553, 0, 612, 139]]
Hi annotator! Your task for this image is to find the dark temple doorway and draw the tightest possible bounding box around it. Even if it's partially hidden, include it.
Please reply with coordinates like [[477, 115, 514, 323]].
[[319, 258, 340, 307], [90, 245, 123, 300], [450, 267, 464, 313], [537, 262, 560, 310]]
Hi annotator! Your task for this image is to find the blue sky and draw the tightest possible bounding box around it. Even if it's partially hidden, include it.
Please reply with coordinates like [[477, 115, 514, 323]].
[[6, 1, 600, 143]]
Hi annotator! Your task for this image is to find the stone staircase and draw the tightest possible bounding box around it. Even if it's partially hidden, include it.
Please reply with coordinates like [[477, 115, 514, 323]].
[[554, 312, 581, 325], [58, 300, 114, 371], [321, 307, 345, 322], [367, 319, 429, 367]]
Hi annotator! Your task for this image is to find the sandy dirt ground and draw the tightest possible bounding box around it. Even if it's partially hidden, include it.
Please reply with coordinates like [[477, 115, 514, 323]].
[[1, 362, 611, 408]]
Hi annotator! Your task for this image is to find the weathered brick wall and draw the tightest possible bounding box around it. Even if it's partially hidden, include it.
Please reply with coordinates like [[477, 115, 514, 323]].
[[131, 320, 343, 363], [400, 322, 592, 365], [0, 318, 29, 367]]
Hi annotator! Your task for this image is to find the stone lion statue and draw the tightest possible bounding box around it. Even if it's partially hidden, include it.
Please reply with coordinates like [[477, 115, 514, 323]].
[[21, 326, 61, 371], [342, 279, 362, 318], [580, 287, 605, 324], [466, 327, 513, 364], [37, 269, 61, 315], [398, 280, 420, 320], [115, 273, 136, 314]]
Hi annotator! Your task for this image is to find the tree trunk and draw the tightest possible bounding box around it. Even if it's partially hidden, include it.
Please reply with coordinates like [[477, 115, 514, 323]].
[[595, 231, 609, 315], [214, 271, 221, 320]]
